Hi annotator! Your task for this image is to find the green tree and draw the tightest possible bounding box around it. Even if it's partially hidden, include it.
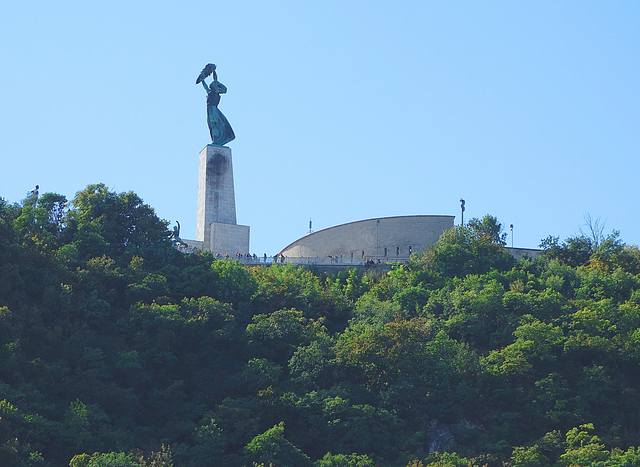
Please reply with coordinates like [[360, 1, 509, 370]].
[[246, 308, 326, 363], [416, 225, 514, 279], [210, 259, 258, 309], [468, 214, 507, 245], [244, 422, 312, 467], [539, 235, 593, 267], [511, 445, 548, 467], [315, 452, 374, 466], [67, 184, 169, 261], [422, 451, 472, 466], [69, 451, 137, 467], [558, 424, 608, 466]]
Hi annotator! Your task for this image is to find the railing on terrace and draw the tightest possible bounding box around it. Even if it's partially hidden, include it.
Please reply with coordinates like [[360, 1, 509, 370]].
[[215, 255, 412, 266]]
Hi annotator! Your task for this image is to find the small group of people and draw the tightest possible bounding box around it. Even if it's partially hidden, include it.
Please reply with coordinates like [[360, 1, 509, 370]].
[[212, 252, 289, 264], [364, 258, 383, 267], [215, 252, 260, 261]]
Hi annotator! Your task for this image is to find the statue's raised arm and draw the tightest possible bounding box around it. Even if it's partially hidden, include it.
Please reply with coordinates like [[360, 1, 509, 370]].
[[197, 63, 235, 146]]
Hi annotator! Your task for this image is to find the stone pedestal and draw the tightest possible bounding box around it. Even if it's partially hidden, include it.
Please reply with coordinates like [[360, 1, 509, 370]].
[[210, 222, 250, 255], [195, 145, 250, 254], [196, 145, 236, 241]]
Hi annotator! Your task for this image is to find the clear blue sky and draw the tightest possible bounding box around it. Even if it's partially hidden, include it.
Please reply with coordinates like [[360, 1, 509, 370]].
[[1, 1, 638, 254]]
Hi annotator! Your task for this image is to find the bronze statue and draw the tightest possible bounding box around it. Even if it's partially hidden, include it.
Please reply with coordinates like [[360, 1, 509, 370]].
[[25, 185, 39, 206], [197, 64, 235, 146], [170, 221, 188, 248]]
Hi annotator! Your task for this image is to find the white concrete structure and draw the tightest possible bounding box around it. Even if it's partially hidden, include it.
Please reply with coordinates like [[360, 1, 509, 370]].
[[506, 247, 542, 260], [210, 222, 250, 255], [279, 215, 454, 261], [191, 145, 250, 254], [196, 145, 236, 240]]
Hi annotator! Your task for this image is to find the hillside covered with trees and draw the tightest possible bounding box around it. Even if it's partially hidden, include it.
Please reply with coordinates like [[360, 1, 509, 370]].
[[2, 184, 640, 466]]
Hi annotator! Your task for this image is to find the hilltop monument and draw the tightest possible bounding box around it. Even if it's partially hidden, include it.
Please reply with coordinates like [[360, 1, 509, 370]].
[[185, 64, 250, 255]]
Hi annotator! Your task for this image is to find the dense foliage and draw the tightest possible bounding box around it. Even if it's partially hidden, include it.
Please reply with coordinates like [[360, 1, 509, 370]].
[[1, 185, 640, 466]]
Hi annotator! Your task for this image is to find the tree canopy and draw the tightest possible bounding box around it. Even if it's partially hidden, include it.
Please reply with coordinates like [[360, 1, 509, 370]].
[[1, 186, 640, 466]]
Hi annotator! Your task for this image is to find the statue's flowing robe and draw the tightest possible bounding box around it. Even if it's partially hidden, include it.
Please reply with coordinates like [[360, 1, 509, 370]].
[[206, 83, 235, 146]]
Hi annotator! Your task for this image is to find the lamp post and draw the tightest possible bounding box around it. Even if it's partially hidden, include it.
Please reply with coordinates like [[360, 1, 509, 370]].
[[460, 199, 465, 226], [510, 224, 514, 248]]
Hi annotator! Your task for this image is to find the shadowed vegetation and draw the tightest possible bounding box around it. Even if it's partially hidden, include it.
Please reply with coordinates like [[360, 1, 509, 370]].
[[1, 186, 640, 466]]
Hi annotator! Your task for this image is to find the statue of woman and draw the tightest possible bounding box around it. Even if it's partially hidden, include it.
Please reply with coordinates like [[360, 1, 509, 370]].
[[196, 64, 235, 146]]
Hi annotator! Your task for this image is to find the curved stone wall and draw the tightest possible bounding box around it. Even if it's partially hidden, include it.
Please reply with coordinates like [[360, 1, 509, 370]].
[[279, 215, 455, 261]]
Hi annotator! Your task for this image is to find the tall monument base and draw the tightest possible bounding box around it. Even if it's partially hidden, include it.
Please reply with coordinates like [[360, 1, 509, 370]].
[[189, 144, 250, 254], [210, 222, 250, 255]]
